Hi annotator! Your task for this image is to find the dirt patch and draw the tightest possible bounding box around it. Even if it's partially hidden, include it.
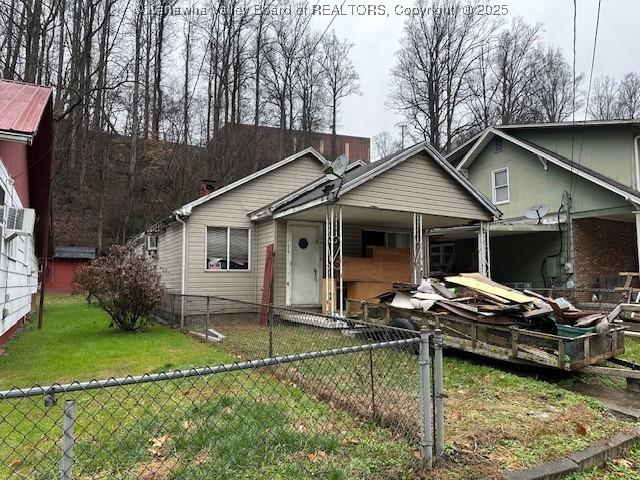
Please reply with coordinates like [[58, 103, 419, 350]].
[[136, 456, 179, 480]]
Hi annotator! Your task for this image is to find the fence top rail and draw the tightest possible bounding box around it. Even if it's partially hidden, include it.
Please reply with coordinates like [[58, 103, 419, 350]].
[[0, 336, 420, 400]]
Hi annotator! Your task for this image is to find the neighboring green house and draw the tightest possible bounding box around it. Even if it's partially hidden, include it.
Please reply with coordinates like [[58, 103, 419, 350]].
[[442, 119, 640, 290]]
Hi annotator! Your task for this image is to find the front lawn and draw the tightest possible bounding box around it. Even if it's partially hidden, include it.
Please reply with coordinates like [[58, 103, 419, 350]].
[[0, 296, 635, 479], [0, 295, 229, 388]]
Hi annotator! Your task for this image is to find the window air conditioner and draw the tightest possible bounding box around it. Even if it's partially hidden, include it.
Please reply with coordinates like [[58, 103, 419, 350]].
[[5, 207, 36, 240]]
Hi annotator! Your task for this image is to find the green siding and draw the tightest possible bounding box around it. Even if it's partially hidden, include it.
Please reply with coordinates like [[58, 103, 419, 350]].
[[516, 126, 637, 188], [468, 138, 631, 220]]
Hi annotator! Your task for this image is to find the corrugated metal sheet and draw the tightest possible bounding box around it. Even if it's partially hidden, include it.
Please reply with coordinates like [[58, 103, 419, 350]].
[[0, 80, 53, 136]]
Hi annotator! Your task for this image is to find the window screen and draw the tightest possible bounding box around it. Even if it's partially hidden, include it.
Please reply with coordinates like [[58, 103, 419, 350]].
[[206, 227, 249, 271], [492, 168, 509, 204], [229, 229, 249, 270]]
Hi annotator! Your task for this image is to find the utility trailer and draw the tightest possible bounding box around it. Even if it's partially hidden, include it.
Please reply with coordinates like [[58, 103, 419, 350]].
[[360, 302, 628, 371]]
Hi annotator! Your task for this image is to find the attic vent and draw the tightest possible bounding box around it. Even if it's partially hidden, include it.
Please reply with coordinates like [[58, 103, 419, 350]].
[[5, 207, 35, 239]]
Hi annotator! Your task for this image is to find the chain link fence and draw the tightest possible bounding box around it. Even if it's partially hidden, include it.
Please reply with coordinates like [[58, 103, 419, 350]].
[[0, 295, 446, 479]]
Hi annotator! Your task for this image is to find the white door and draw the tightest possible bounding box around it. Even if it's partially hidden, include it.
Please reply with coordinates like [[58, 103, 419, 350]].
[[288, 224, 321, 306]]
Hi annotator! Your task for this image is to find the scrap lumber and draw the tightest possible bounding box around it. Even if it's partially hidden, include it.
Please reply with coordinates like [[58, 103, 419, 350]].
[[431, 282, 454, 299], [446, 275, 535, 304]]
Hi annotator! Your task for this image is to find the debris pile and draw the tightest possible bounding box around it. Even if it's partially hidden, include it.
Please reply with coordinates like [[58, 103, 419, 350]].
[[381, 273, 610, 336]]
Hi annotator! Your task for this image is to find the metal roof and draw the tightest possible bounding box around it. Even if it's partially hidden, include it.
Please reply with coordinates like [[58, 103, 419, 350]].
[[53, 246, 96, 260], [0, 80, 53, 140]]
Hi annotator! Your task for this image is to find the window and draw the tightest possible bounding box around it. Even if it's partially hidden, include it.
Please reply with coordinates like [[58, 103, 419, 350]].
[[361, 230, 411, 256], [430, 243, 456, 272], [345, 142, 350, 159], [495, 137, 504, 152], [146, 235, 158, 251], [492, 167, 509, 204], [319, 139, 325, 154], [206, 227, 249, 271]]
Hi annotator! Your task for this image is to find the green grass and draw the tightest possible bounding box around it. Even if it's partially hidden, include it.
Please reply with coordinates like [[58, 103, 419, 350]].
[[564, 442, 640, 479], [213, 321, 637, 480], [0, 296, 417, 479], [0, 295, 229, 388]]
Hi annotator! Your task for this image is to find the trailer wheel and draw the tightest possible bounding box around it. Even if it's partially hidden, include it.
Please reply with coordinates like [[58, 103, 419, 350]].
[[387, 317, 420, 353]]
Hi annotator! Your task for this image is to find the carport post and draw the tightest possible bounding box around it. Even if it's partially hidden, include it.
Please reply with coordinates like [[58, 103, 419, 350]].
[[477, 221, 491, 277], [419, 327, 433, 469], [433, 329, 445, 457], [413, 213, 424, 283]]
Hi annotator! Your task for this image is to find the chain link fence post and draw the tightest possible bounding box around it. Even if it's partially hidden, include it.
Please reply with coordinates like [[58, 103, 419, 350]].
[[205, 296, 210, 341], [268, 305, 274, 358], [419, 327, 433, 469], [433, 329, 445, 458], [369, 349, 376, 417], [60, 399, 75, 480]]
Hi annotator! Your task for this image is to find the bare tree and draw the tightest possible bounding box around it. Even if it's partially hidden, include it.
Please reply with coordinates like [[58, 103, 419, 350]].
[[617, 72, 640, 119], [532, 46, 582, 122], [372, 131, 402, 159], [391, 0, 493, 151], [588, 76, 619, 120], [322, 30, 360, 158]]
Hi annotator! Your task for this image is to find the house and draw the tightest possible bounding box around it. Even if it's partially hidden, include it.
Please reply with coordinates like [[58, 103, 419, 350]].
[[135, 143, 498, 316], [0, 80, 54, 343], [216, 123, 371, 169], [43, 246, 96, 293], [443, 119, 640, 290]]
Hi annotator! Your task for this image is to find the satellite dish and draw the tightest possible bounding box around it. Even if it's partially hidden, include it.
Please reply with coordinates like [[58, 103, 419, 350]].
[[323, 154, 349, 180], [524, 204, 550, 224]]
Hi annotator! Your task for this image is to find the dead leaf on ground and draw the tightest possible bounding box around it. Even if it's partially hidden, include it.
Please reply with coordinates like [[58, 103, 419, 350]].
[[612, 458, 632, 468], [574, 423, 591, 436], [9, 458, 21, 468], [307, 450, 328, 463], [181, 420, 194, 431], [192, 452, 211, 465], [148, 434, 171, 456]]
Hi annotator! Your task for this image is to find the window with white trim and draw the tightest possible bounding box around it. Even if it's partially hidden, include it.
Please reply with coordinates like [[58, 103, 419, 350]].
[[206, 227, 250, 271], [492, 167, 510, 204]]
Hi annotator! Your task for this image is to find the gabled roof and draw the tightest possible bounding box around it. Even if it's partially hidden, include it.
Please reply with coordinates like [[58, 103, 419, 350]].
[[175, 147, 327, 216], [255, 141, 500, 219], [0, 80, 53, 144], [446, 120, 640, 167], [249, 159, 365, 220], [457, 128, 640, 205]]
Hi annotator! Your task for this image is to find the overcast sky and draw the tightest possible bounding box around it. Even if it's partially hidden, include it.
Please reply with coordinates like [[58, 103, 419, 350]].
[[317, 0, 640, 142]]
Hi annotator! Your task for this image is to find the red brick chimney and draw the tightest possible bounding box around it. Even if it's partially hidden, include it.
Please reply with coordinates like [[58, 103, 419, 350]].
[[199, 179, 217, 197]]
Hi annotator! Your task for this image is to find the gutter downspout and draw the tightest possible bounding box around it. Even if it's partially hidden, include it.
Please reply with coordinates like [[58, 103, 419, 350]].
[[175, 215, 187, 328]]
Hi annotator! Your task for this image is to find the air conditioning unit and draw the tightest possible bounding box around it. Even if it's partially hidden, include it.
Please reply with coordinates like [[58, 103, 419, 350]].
[[5, 207, 35, 240]]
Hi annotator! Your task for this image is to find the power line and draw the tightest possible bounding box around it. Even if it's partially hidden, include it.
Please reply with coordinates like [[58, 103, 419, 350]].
[[572, 0, 602, 200]]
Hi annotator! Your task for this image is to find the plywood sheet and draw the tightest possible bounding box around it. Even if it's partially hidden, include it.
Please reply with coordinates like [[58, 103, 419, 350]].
[[445, 275, 535, 304]]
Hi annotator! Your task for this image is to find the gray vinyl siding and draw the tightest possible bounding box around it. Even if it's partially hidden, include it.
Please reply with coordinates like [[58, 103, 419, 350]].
[[339, 153, 492, 220], [185, 155, 325, 301], [255, 220, 275, 302], [157, 222, 183, 293], [273, 221, 287, 305]]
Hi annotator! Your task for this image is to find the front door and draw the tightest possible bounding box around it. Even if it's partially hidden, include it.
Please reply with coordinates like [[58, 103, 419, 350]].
[[288, 224, 321, 306]]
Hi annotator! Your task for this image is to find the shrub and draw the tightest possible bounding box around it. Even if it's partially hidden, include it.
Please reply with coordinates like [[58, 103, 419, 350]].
[[74, 245, 165, 331]]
